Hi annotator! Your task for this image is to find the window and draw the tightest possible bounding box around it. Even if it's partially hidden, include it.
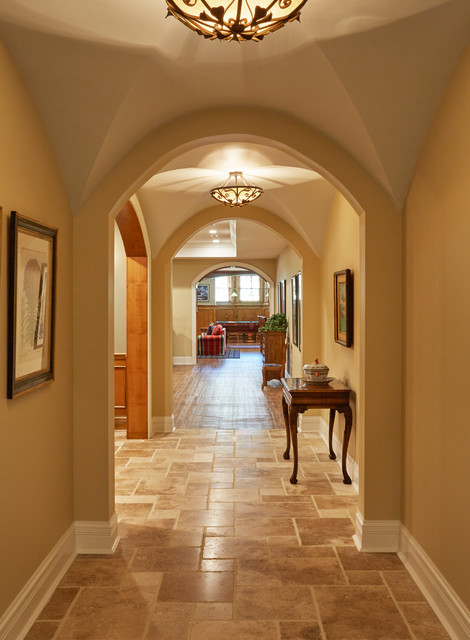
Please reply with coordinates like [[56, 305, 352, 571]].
[[215, 276, 229, 302], [240, 274, 260, 302]]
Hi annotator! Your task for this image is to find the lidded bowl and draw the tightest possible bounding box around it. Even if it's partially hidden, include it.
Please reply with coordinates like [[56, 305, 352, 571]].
[[303, 358, 329, 382]]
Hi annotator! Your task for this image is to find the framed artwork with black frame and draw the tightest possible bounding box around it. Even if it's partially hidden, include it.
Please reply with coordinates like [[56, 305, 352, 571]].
[[291, 273, 300, 347], [277, 279, 286, 314], [334, 269, 353, 347], [297, 271, 302, 350], [7, 211, 57, 398], [196, 284, 210, 302]]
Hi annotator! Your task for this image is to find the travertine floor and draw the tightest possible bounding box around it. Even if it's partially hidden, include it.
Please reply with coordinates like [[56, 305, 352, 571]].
[[26, 354, 450, 640]]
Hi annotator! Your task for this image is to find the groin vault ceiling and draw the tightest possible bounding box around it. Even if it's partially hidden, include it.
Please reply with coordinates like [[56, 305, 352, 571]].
[[1, 0, 469, 234]]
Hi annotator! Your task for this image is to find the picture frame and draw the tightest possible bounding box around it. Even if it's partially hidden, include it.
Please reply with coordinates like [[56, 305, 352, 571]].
[[291, 273, 300, 347], [277, 279, 286, 314], [334, 269, 353, 347], [196, 284, 210, 302], [7, 211, 57, 398]]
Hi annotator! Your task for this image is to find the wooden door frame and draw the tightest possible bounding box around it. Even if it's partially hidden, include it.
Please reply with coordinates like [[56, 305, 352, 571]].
[[116, 202, 149, 439]]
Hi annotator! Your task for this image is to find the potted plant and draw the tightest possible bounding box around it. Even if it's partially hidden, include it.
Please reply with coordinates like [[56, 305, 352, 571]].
[[258, 312, 288, 333]]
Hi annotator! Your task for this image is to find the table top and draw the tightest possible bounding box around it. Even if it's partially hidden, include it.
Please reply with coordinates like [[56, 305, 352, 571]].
[[281, 377, 351, 395]]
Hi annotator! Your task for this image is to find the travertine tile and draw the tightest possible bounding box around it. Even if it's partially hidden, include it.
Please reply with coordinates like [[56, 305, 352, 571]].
[[314, 586, 411, 639], [55, 586, 155, 639], [37, 587, 79, 620], [383, 571, 427, 602], [279, 620, 323, 640], [190, 620, 279, 640], [157, 571, 234, 602], [398, 602, 452, 639], [236, 585, 315, 619], [25, 358, 451, 640], [24, 621, 61, 640]]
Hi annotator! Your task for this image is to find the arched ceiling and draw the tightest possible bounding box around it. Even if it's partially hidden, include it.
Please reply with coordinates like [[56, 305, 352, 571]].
[[137, 141, 336, 257], [1, 0, 469, 220]]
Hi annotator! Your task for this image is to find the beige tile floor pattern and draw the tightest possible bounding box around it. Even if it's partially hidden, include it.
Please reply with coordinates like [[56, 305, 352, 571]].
[[26, 428, 451, 640]]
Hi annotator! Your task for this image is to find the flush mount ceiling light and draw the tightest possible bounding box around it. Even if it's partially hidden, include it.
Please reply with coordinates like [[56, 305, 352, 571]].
[[166, 0, 307, 42], [210, 171, 263, 207]]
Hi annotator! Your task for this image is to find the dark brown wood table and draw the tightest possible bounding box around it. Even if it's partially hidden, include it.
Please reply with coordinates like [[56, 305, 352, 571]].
[[281, 377, 353, 485]]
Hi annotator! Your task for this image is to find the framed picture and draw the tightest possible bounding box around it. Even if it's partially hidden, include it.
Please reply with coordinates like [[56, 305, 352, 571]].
[[291, 274, 299, 347], [297, 271, 302, 349], [277, 279, 286, 314], [7, 212, 57, 398], [334, 269, 353, 347], [196, 284, 210, 302]]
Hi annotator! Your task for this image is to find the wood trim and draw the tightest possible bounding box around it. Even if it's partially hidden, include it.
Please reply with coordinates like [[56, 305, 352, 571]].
[[116, 202, 146, 257], [126, 257, 148, 439]]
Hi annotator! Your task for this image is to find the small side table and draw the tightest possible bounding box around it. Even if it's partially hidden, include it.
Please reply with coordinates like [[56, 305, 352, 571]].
[[281, 377, 353, 484]]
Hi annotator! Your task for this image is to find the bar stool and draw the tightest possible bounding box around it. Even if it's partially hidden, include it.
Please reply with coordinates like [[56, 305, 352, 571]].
[[261, 363, 284, 389]]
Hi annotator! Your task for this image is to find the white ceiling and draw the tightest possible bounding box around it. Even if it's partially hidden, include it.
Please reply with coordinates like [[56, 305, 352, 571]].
[[1, 0, 469, 259]]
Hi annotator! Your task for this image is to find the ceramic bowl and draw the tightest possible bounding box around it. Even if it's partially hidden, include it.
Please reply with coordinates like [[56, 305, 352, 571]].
[[303, 361, 329, 382]]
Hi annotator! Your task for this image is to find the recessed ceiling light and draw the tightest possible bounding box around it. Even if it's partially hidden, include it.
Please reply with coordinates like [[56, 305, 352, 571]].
[[212, 238, 220, 243]]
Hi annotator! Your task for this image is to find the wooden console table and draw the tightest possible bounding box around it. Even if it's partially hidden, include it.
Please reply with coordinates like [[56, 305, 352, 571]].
[[281, 377, 353, 485]]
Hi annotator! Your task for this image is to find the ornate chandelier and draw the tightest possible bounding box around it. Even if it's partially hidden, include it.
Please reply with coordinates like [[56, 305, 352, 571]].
[[210, 171, 263, 207], [166, 0, 308, 42]]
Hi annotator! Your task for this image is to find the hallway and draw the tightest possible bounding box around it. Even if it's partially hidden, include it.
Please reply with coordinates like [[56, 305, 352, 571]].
[[26, 354, 449, 640]]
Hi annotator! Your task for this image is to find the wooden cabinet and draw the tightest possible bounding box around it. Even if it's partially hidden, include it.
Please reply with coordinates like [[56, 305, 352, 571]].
[[260, 331, 287, 371]]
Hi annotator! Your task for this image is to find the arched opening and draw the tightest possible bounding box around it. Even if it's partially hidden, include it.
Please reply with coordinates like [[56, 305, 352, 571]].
[[73, 109, 402, 554]]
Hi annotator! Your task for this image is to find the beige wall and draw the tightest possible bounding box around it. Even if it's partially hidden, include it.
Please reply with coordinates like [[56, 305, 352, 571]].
[[403, 43, 470, 608], [0, 42, 73, 616], [320, 193, 360, 459]]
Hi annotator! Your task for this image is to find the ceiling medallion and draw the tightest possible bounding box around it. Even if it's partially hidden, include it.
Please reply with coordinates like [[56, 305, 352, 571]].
[[210, 171, 263, 207], [166, 0, 307, 42]]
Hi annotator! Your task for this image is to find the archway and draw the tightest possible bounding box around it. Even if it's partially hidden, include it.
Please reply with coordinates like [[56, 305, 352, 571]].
[[73, 109, 402, 554], [189, 260, 276, 365]]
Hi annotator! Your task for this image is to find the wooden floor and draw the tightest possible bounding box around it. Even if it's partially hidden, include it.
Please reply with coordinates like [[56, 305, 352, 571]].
[[173, 350, 285, 430]]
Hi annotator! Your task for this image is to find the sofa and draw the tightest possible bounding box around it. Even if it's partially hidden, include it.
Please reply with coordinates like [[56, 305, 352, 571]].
[[197, 324, 226, 356]]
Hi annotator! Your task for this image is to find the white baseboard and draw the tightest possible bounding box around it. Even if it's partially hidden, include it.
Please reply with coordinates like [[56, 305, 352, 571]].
[[353, 512, 401, 552], [300, 415, 359, 490], [399, 525, 470, 640], [0, 524, 76, 640], [75, 513, 120, 554], [173, 356, 195, 365], [151, 414, 175, 436]]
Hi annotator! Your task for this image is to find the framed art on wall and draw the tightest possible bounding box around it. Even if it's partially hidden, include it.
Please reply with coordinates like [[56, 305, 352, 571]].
[[7, 211, 57, 398], [334, 269, 353, 347], [291, 273, 299, 347], [277, 279, 286, 314], [196, 284, 210, 302]]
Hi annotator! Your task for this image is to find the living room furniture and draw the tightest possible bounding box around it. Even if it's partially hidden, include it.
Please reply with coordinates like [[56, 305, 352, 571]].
[[281, 377, 353, 485], [259, 330, 286, 374], [197, 327, 226, 356]]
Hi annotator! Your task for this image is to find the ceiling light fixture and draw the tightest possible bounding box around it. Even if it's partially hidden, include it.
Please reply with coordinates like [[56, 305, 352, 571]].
[[210, 171, 263, 207], [166, 0, 307, 42]]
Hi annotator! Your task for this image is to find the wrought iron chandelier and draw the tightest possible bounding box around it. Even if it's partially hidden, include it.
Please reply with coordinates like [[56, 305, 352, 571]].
[[166, 0, 308, 42], [210, 171, 263, 207]]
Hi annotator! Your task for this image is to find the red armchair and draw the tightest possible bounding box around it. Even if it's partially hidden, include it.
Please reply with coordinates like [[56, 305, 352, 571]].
[[197, 325, 226, 356]]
